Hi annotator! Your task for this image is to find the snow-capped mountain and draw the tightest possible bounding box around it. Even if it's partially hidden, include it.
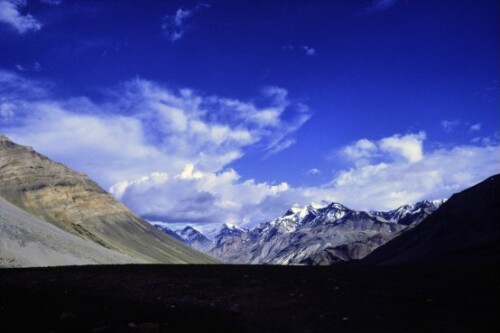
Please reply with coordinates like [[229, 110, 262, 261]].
[[152, 223, 185, 242], [371, 200, 445, 225], [177, 226, 214, 252], [208, 224, 251, 261], [150, 199, 444, 265], [215, 224, 249, 244], [207, 200, 444, 265]]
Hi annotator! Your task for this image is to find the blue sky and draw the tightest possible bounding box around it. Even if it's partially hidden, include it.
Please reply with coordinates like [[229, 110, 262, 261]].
[[1, 0, 498, 231]]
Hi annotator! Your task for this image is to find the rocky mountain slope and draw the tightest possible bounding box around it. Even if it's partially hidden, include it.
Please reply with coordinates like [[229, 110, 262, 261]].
[[362, 174, 500, 265], [205, 200, 443, 264], [0, 134, 216, 266], [0, 195, 138, 267], [177, 226, 214, 252], [152, 224, 214, 252]]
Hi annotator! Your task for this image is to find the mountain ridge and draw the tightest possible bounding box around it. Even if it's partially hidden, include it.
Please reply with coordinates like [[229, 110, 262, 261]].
[[362, 174, 500, 265], [154, 198, 444, 265], [0, 134, 216, 266]]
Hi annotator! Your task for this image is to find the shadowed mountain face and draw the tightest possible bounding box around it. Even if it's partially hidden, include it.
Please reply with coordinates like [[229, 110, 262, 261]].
[[177, 226, 214, 252], [363, 174, 500, 265], [0, 134, 216, 266]]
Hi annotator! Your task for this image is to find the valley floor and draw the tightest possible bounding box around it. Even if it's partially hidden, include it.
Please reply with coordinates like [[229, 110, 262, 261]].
[[0, 264, 498, 333]]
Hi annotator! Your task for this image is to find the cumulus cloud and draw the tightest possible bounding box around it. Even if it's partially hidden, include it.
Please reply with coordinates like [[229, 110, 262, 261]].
[[326, 131, 499, 210], [112, 130, 499, 230], [328, 144, 499, 210], [0, 0, 42, 33], [340, 138, 378, 165], [340, 132, 425, 165], [379, 132, 425, 163], [161, 3, 209, 42], [111, 164, 290, 228]]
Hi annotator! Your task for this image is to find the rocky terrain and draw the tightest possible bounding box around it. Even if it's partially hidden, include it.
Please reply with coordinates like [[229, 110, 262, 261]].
[[152, 224, 214, 252], [199, 200, 443, 264], [363, 174, 500, 265], [1, 264, 498, 333], [0, 134, 216, 266], [0, 195, 139, 267], [177, 226, 214, 252]]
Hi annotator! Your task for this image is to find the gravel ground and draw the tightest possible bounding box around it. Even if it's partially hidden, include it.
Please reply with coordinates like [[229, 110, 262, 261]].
[[1, 264, 498, 333]]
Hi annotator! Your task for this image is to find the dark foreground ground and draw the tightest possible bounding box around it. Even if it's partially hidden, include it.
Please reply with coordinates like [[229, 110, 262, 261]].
[[1, 264, 498, 333]]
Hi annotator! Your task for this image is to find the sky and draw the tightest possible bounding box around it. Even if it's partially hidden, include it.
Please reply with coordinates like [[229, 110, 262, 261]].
[[0, 0, 498, 232]]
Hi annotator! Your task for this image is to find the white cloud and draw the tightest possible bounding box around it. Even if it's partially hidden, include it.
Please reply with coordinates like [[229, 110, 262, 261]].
[[112, 130, 499, 229], [471, 132, 499, 147], [161, 3, 209, 42], [264, 138, 296, 157], [0, 102, 15, 119], [379, 132, 425, 163], [283, 44, 317, 56], [111, 164, 291, 228], [0, 69, 48, 98], [303, 46, 316, 56], [340, 132, 425, 165], [0, 0, 42, 33], [118, 140, 499, 230], [340, 138, 378, 165], [0, 69, 310, 188], [327, 143, 499, 210], [470, 123, 481, 132], [2, 70, 498, 231], [363, 0, 399, 13], [14, 61, 41, 72], [40, 0, 62, 5], [441, 119, 460, 133], [306, 168, 321, 176]]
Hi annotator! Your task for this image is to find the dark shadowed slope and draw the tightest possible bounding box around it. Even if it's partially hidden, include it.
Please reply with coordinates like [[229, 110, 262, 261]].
[[363, 174, 500, 265], [0, 134, 216, 265]]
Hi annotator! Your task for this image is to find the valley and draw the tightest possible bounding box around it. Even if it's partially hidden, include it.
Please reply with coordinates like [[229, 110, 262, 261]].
[[1, 264, 498, 333]]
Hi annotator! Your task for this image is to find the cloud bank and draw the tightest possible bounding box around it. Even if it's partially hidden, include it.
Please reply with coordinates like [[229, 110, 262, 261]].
[[1, 69, 498, 231], [0, 69, 309, 187], [0, 0, 41, 33]]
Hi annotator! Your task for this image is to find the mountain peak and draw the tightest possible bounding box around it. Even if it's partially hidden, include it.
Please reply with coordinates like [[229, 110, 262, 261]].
[[220, 223, 248, 233], [325, 202, 350, 211]]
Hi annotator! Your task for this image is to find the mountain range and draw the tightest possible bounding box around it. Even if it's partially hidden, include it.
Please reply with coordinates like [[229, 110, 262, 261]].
[[2, 133, 498, 268], [0, 134, 216, 267], [155, 199, 444, 265], [165, 174, 499, 266]]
